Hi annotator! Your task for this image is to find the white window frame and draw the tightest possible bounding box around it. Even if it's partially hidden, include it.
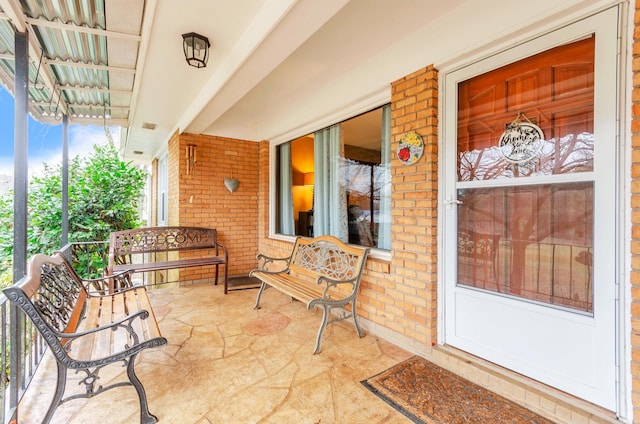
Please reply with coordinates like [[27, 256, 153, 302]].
[[268, 88, 391, 260], [157, 151, 168, 227]]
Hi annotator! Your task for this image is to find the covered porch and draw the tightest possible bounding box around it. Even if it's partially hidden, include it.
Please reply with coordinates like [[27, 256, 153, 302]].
[[14, 281, 607, 423], [1, 0, 638, 423]]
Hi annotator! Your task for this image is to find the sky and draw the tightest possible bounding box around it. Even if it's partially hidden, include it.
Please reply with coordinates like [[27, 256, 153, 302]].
[[0, 85, 118, 180]]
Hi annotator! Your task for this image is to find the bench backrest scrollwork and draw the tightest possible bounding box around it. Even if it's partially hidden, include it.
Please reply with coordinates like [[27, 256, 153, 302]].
[[289, 235, 369, 285], [3, 253, 88, 352], [110, 226, 219, 256]]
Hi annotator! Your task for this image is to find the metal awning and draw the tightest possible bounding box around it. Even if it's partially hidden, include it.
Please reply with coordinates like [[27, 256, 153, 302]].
[[0, 0, 147, 127]]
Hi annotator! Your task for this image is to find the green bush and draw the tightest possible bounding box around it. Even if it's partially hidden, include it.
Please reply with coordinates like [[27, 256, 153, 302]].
[[0, 143, 147, 287]]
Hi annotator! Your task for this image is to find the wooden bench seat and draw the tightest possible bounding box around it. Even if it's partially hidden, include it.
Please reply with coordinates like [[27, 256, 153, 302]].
[[250, 235, 369, 354], [252, 272, 344, 307], [3, 253, 167, 424], [108, 226, 228, 293], [114, 256, 226, 274]]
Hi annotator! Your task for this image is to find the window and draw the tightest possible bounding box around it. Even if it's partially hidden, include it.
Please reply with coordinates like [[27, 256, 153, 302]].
[[276, 104, 391, 250], [157, 152, 168, 226]]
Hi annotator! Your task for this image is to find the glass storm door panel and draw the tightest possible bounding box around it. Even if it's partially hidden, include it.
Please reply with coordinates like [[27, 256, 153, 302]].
[[443, 9, 618, 410]]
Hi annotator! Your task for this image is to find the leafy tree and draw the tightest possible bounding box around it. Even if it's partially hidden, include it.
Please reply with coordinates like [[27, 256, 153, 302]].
[[0, 143, 147, 287], [0, 193, 13, 287]]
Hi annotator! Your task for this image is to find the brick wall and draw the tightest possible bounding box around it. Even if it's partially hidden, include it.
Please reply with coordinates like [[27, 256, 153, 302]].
[[372, 65, 438, 346], [174, 133, 260, 279], [631, 1, 640, 420]]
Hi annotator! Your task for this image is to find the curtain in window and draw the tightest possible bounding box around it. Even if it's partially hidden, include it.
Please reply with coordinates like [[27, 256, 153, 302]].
[[279, 143, 295, 235], [314, 124, 348, 242], [378, 104, 392, 249]]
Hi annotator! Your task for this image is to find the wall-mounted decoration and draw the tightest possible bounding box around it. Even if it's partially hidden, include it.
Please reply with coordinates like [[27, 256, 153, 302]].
[[185, 144, 196, 176], [498, 112, 544, 163], [224, 177, 239, 193], [397, 131, 424, 165]]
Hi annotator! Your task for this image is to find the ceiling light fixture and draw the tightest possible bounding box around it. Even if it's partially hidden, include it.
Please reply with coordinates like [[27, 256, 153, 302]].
[[182, 32, 210, 68]]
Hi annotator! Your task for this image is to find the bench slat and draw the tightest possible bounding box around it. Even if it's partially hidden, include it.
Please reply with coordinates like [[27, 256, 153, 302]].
[[125, 289, 149, 342], [253, 272, 342, 306], [97, 296, 116, 358], [134, 290, 163, 340], [73, 296, 101, 361], [112, 256, 226, 273]]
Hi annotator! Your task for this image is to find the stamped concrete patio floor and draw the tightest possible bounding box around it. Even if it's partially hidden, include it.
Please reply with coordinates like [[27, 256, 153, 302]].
[[18, 283, 414, 424]]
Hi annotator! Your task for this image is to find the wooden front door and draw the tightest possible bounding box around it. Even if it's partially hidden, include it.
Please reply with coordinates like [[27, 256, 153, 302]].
[[443, 8, 619, 410]]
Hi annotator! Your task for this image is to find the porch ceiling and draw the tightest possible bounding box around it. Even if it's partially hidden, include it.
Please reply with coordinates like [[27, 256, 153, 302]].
[[0, 0, 144, 127], [0, 0, 610, 163]]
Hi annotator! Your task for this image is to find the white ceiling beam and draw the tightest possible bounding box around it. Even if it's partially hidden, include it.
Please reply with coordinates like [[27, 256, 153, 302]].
[[45, 58, 136, 73], [120, 0, 157, 154], [0, 53, 137, 74], [180, 0, 350, 136], [176, 0, 301, 135], [35, 112, 129, 126], [69, 117, 129, 126], [58, 84, 131, 95], [25, 17, 141, 41], [31, 101, 129, 110]]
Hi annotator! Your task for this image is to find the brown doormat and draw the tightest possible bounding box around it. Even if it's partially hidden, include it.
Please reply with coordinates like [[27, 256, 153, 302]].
[[361, 356, 555, 424], [226, 276, 262, 291]]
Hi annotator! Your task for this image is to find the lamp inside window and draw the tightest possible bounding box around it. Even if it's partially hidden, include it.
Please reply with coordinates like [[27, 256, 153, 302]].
[[303, 172, 314, 186]]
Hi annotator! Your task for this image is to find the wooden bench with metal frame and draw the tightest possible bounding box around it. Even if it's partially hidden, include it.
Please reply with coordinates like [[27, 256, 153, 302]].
[[250, 235, 369, 354], [107, 226, 229, 293], [2, 252, 167, 424]]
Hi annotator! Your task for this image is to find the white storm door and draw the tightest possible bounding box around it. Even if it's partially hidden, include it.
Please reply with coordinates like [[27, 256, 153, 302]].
[[443, 8, 619, 410]]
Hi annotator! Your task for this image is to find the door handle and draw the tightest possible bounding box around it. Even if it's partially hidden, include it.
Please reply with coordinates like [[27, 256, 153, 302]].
[[444, 197, 463, 209]]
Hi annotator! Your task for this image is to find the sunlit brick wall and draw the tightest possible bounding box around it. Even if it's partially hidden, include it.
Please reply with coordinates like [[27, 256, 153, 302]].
[[176, 133, 260, 280], [360, 65, 439, 348]]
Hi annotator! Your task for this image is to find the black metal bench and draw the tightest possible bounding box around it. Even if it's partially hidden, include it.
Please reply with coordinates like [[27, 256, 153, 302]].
[[3, 253, 167, 424], [250, 235, 369, 354], [108, 226, 229, 293]]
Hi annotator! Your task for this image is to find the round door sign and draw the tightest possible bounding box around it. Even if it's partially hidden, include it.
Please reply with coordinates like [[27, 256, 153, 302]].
[[397, 131, 424, 165], [498, 122, 544, 163]]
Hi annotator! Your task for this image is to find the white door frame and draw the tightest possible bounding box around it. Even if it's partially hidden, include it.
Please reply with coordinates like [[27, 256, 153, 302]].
[[436, 5, 627, 415]]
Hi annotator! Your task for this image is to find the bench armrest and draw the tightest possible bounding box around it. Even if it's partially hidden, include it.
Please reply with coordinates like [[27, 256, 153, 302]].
[[215, 240, 229, 254], [316, 275, 358, 292], [59, 309, 152, 348], [254, 253, 291, 271], [83, 269, 134, 294]]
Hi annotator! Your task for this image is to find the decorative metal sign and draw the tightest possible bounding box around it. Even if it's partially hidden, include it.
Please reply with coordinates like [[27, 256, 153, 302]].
[[397, 131, 424, 165], [498, 112, 544, 163]]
